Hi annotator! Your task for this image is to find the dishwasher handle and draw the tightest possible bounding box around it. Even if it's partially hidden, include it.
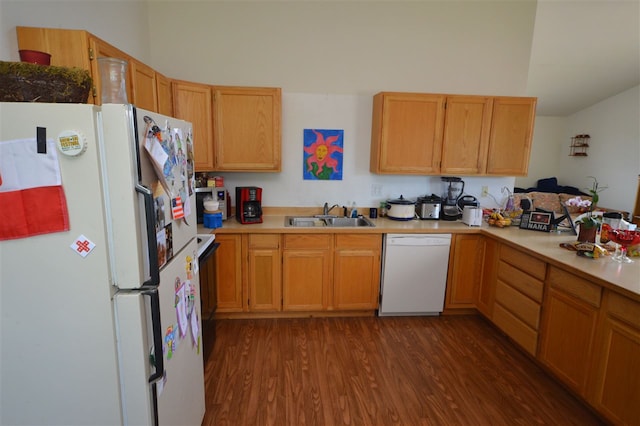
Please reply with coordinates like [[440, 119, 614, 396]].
[[386, 234, 452, 246]]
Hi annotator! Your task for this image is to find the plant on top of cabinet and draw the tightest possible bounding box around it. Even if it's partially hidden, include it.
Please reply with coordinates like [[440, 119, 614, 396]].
[[16, 26, 166, 112]]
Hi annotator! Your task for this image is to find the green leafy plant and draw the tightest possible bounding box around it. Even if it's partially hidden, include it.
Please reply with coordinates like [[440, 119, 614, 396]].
[[577, 176, 607, 229]]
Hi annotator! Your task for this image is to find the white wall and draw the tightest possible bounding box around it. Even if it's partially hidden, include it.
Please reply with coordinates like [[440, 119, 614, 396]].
[[558, 86, 640, 215], [0, 1, 151, 63], [520, 85, 640, 214], [147, 1, 536, 96], [515, 116, 565, 189], [219, 92, 514, 210]]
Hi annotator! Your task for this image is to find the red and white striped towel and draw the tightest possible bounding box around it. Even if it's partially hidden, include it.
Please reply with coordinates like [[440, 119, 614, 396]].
[[0, 138, 69, 240]]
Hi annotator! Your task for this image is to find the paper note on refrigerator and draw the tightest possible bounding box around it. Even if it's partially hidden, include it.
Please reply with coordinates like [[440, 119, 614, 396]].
[[175, 282, 188, 337]]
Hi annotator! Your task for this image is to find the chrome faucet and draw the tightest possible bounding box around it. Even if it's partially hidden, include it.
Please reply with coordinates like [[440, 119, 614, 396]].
[[323, 202, 340, 216]]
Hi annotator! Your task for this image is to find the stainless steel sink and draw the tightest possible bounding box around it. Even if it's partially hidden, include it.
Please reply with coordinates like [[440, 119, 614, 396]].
[[324, 217, 375, 227], [286, 217, 327, 227], [284, 216, 375, 227]]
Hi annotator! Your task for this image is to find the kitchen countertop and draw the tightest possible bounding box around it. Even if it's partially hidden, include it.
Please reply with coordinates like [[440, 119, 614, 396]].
[[199, 215, 640, 300]]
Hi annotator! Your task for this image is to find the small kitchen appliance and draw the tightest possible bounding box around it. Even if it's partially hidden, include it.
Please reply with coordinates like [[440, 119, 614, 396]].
[[235, 186, 263, 224], [196, 187, 228, 223], [386, 195, 417, 220], [462, 206, 483, 226], [416, 194, 441, 220], [441, 177, 465, 220]]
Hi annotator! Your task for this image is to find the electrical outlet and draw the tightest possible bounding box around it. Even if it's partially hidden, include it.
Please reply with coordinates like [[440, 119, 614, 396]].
[[481, 186, 489, 197], [371, 184, 383, 196]]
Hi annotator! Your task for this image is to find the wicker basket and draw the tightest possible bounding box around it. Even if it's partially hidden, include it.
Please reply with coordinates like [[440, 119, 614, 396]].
[[0, 61, 92, 103]]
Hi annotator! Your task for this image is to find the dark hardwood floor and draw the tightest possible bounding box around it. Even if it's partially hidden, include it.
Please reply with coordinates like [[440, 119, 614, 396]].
[[202, 315, 604, 426]]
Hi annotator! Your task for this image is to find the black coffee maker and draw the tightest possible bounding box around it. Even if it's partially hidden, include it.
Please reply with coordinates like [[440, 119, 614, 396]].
[[235, 186, 263, 224]]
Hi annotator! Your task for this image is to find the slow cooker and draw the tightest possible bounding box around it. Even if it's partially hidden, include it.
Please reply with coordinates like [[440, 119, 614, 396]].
[[386, 195, 416, 220]]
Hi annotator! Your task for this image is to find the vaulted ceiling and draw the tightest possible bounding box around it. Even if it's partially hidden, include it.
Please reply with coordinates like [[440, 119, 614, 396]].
[[526, 0, 639, 116]]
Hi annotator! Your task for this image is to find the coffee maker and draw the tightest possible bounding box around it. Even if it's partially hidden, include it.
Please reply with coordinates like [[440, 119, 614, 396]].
[[441, 177, 465, 221], [235, 186, 263, 224]]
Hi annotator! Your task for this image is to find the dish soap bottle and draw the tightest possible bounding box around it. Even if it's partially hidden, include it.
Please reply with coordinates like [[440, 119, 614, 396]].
[[350, 202, 358, 218]]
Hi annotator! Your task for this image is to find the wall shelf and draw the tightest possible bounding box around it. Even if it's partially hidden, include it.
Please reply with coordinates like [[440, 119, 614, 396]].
[[570, 134, 590, 156]]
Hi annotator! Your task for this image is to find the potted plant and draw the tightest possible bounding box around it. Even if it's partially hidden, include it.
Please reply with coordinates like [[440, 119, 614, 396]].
[[566, 176, 607, 242]]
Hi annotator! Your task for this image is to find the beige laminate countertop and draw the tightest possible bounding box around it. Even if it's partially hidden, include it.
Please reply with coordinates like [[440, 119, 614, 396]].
[[199, 215, 640, 300]]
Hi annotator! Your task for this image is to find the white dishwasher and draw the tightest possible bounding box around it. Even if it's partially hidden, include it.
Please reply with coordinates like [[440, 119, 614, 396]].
[[379, 233, 452, 316]]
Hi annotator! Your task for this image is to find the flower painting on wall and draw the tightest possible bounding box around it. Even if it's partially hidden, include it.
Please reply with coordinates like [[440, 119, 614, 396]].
[[303, 129, 344, 180]]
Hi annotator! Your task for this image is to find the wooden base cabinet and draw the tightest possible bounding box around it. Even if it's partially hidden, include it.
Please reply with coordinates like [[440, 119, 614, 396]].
[[282, 235, 332, 311], [247, 234, 282, 312], [589, 291, 640, 425], [475, 237, 499, 318], [539, 267, 602, 396], [445, 234, 485, 310], [333, 235, 381, 310], [492, 245, 546, 356], [214, 234, 244, 313]]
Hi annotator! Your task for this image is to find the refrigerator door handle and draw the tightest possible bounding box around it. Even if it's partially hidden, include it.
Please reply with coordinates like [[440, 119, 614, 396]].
[[136, 184, 160, 287], [144, 287, 165, 384]]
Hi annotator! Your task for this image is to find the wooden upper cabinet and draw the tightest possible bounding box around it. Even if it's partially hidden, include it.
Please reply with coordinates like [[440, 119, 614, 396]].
[[172, 80, 214, 171], [130, 59, 157, 111], [156, 73, 173, 117], [440, 96, 493, 175], [370, 91, 536, 176], [17, 27, 94, 104], [370, 92, 445, 174], [212, 86, 282, 172], [16, 26, 169, 113], [486, 97, 537, 176]]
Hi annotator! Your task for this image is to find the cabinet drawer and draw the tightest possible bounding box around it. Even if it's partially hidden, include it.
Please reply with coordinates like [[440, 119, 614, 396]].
[[284, 234, 332, 250], [335, 234, 381, 249], [495, 280, 541, 330], [497, 261, 544, 303], [500, 246, 546, 280], [606, 291, 640, 327], [547, 266, 601, 308], [248, 234, 280, 248], [493, 303, 538, 356]]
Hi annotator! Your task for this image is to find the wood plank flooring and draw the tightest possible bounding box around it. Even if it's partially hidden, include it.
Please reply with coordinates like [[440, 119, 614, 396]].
[[202, 315, 604, 425]]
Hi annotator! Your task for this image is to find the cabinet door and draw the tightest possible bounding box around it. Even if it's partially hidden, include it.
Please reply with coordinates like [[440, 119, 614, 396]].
[[172, 80, 214, 171], [445, 234, 484, 309], [475, 237, 499, 318], [214, 234, 244, 312], [440, 96, 492, 175], [485, 97, 536, 176], [590, 291, 640, 425], [130, 59, 157, 111], [333, 235, 381, 310], [539, 267, 601, 396], [89, 37, 132, 105], [247, 234, 281, 312], [282, 235, 332, 311], [370, 92, 445, 174], [156, 73, 173, 116], [212, 86, 281, 171]]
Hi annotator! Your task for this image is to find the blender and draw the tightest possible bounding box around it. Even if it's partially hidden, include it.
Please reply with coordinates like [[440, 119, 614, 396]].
[[441, 177, 465, 220]]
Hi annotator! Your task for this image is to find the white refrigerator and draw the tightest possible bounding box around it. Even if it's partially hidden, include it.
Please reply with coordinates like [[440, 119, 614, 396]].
[[0, 103, 205, 425]]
